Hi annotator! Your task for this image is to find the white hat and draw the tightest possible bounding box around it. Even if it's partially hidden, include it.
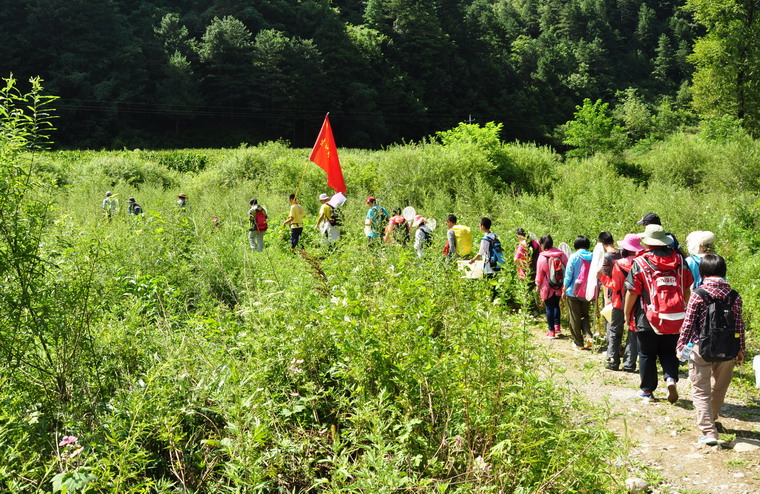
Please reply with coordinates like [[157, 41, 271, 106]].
[[685, 231, 716, 257], [413, 215, 426, 228], [318, 193, 329, 201]]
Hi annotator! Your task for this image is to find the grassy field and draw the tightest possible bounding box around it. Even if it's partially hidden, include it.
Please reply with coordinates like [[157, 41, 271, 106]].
[[2, 117, 760, 491]]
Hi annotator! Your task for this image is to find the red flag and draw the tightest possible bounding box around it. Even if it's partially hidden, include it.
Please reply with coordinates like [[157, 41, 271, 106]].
[[309, 114, 346, 194]]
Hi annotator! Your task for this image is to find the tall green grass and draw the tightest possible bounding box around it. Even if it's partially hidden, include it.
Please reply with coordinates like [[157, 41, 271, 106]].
[[3, 127, 760, 491]]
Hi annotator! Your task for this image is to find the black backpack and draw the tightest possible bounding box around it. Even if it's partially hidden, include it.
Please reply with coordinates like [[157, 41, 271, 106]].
[[132, 203, 142, 215], [693, 288, 740, 362], [328, 205, 343, 227], [420, 226, 432, 247]]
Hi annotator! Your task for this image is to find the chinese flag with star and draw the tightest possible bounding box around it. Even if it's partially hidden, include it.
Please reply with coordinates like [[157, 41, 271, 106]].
[[309, 114, 346, 194]]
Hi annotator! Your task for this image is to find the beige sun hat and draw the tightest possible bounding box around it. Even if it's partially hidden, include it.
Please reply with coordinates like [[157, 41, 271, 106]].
[[639, 224, 673, 247]]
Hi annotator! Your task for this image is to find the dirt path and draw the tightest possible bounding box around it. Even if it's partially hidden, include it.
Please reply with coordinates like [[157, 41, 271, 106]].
[[535, 330, 760, 493]]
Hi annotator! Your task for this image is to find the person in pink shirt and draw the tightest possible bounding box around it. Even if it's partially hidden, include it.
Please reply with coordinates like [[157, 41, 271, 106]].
[[534, 234, 568, 338]]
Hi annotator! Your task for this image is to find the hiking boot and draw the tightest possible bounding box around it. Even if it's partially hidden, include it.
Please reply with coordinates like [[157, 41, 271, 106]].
[[666, 377, 679, 404], [545, 330, 556, 339], [622, 367, 637, 373], [573, 345, 586, 351], [583, 338, 593, 350], [698, 436, 718, 446], [553, 324, 562, 336], [639, 391, 654, 403], [605, 362, 620, 371]]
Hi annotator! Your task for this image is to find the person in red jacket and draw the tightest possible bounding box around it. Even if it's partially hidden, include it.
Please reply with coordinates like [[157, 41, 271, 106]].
[[606, 234, 643, 371], [625, 224, 693, 403]]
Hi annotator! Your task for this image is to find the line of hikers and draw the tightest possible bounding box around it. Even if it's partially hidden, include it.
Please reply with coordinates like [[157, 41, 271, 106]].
[[101, 191, 188, 219], [252, 193, 472, 259], [525, 212, 746, 447], [102, 190, 747, 445]]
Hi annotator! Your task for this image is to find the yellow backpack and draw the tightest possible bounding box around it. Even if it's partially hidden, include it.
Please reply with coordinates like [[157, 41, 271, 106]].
[[452, 225, 473, 256]]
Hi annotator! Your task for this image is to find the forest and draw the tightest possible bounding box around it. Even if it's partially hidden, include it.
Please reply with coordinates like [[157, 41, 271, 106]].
[[0, 0, 712, 148]]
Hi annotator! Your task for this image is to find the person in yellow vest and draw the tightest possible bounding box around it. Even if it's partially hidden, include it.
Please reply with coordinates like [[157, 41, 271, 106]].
[[283, 193, 306, 249], [444, 214, 473, 260]]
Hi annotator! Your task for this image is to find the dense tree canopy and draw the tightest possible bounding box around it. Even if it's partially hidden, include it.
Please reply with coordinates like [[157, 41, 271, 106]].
[[1, 0, 702, 148]]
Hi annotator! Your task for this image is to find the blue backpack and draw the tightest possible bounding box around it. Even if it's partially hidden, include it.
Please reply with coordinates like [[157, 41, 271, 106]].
[[485, 234, 505, 271]]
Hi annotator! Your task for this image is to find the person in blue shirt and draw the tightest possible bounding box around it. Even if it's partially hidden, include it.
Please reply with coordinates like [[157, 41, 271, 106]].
[[364, 197, 388, 248], [562, 235, 595, 350]]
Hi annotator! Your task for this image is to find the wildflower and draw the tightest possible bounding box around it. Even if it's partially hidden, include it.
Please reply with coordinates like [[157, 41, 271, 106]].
[[473, 455, 492, 475], [290, 392, 300, 397], [288, 359, 304, 374], [59, 435, 78, 448], [69, 447, 84, 459], [453, 435, 464, 448]]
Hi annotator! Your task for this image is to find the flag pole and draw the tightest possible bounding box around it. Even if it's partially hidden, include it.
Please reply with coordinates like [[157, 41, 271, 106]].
[[293, 160, 311, 202]]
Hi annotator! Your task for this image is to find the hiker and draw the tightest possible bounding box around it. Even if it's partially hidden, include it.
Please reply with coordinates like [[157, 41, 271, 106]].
[[514, 227, 540, 287], [385, 208, 410, 246], [637, 212, 683, 255], [624, 224, 693, 403], [534, 234, 568, 339], [127, 197, 143, 216], [469, 217, 504, 300], [597, 232, 623, 360], [283, 193, 306, 249], [562, 235, 596, 350], [315, 193, 340, 243], [606, 234, 644, 371], [677, 253, 746, 445], [444, 214, 473, 260], [685, 231, 716, 289], [102, 191, 117, 218], [413, 215, 433, 258], [597, 231, 623, 305], [177, 193, 189, 209], [248, 198, 268, 252], [365, 197, 388, 247]]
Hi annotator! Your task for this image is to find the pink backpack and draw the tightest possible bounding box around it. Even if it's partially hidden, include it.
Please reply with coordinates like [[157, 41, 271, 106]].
[[637, 254, 686, 334], [573, 258, 596, 301]]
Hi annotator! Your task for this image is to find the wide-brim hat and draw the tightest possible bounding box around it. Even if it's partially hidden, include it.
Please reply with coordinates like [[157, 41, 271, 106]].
[[618, 233, 643, 252], [639, 224, 673, 247], [413, 215, 426, 228], [178, 193, 186, 199], [318, 193, 329, 201]]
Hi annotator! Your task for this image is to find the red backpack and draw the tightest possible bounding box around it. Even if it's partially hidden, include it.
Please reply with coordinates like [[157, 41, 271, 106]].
[[636, 253, 686, 334], [254, 209, 268, 232]]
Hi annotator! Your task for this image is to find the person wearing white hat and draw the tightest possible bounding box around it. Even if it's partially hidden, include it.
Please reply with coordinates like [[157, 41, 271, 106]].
[[412, 215, 432, 258], [314, 193, 340, 243], [685, 231, 716, 289]]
